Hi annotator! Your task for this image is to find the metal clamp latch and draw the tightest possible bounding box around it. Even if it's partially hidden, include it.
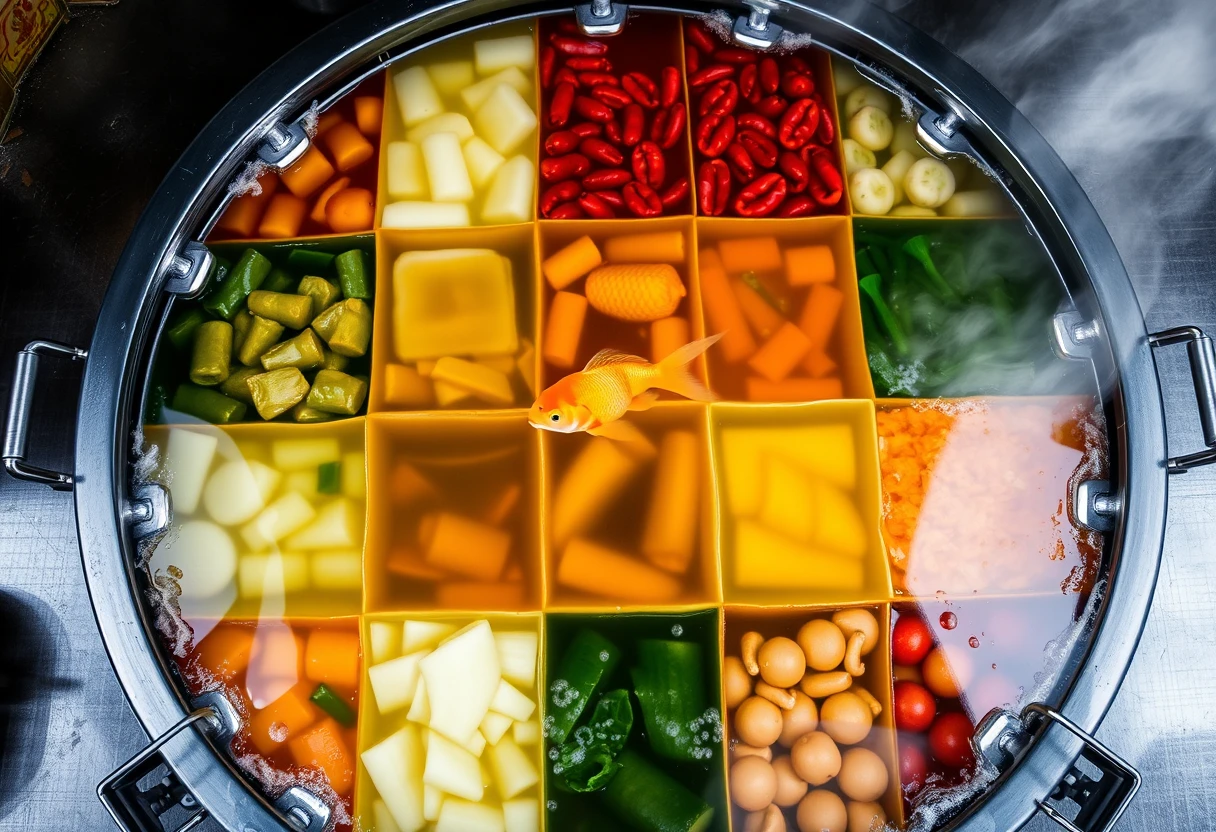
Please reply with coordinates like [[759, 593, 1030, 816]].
[[3, 340, 88, 490], [124, 482, 172, 542], [162, 242, 216, 298], [733, 0, 784, 50], [1052, 310, 1101, 360], [1149, 325, 1216, 472], [256, 120, 310, 171], [1074, 479, 1120, 533], [916, 105, 978, 160], [575, 0, 627, 36]]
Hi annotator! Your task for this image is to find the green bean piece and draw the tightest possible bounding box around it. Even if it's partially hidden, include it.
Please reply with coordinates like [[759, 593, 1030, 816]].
[[238, 315, 285, 367], [247, 368, 310, 420], [261, 329, 325, 371], [321, 349, 350, 371], [231, 309, 254, 359], [311, 301, 343, 341], [171, 384, 247, 423], [317, 461, 342, 494], [859, 273, 910, 356], [287, 248, 335, 273], [855, 248, 878, 281], [263, 267, 297, 294], [309, 683, 355, 726], [297, 276, 342, 315], [202, 248, 272, 320], [306, 369, 368, 415], [248, 290, 314, 329], [165, 308, 208, 351], [327, 299, 373, 358], [219, 366, 259, 404], [189, 320, 233, 386], [291, 401, 338, 423], [902, 235, 959, 302], [334, 249, 371, 300]]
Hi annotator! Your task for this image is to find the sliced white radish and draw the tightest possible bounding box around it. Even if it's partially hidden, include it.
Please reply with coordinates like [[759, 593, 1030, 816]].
[[407, 112, 475, 145], [382, 201, 470, 229], [489, 679, 536, 722], [394, 65, 444, 126], [163, 428, 217, 515], [512, 719, 539, 746], [493, 631, 538, 689], [462, 136, 506, 189], [434, 799, 504, 832], [474, 85, 537, 156], [370, 620, 401, 664], [480, 711, 513, 746], [310, 550, 361, 589], [420, 620, 501, 745], [423, 732, 484, 802], [283, 498, 360, 550], [849, 168, 896, 215], [362, 727, 425, 832], [481, 156, 535, 224], [474, 35, 536, 76], [241, 492, 315, 550], [904, 157, 956, 208], [373, 799, 404, 832], [503, 799, 539, 832], [423, 784, 444, 822], [460, 67, 533, 112], [427, 61, 474, 96], [421, 132, 474, 204], [485, 736, 538, 799], [403, 620, 457, 652], [848, 105, 894, 152], [408, 677, 431, 724], [387, 142, 428, 200], [369, 651, 425, 714], [464, 730, 487, 757]]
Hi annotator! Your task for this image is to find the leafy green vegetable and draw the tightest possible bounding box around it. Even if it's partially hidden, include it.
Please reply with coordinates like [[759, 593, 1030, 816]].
[[553, 689, 633, 792], [859, 274, 909, 356]]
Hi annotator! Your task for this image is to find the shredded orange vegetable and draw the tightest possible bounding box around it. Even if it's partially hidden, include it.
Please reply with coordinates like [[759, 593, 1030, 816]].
[[875, 405, 956, 571]]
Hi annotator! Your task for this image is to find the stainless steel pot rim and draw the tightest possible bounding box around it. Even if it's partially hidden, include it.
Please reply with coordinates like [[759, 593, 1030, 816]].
[[70, 1, 1168, 831]]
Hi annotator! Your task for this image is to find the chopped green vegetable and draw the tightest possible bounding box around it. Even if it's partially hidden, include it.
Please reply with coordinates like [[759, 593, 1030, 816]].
[[599, 750, 714, 832], [261, 330, 325, 371], [286, 248, 335, 273], [165, 308, 208, 351], [248, 290, 314, 329], [334, 249, 370, 300], [247, 368, 309, 420], [263, 267, 297, 294], [313, 299, 372, 358], [291, 401, 338, 423], [189, 320, 233, 386], [321, 349, 350, 372], [170, 384, 247, 423], [902, 235, 959, 302], [317, 461, 342, 494], [231, 310, 254, 360], [310, 684, 355, 726], [630, 640, 718, 763], [202, 248, 272, 320], [219, 366, 259, 404], [297, 276, 342, 315], [306, 369, 368, 415], [553, 689, 633, 793], [859, 274, 909, 356], [238, 315, 285, 367], [548, 630, 621, 745]]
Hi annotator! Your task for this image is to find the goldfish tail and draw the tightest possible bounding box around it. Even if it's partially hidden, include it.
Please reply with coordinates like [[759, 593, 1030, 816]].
[[653, 332, 724, 402]]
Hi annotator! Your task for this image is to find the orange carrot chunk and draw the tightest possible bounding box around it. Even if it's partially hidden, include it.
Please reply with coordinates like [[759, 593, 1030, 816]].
[[324, 187, 375, 233], [424, 512, 511, 581], [785, 244, 836, 285], [280, 145, 335, 198], [719, 237, 782, 274], [731, 278, 785, 341], [798, 283, 844, 349], [557, 538, 683, 603], [651, 316, 690, 363], [287, 718, 355, 795], [543, 291, 588, 368], [802, 348, 839, 378], [746, 376, 843, 402], [248, 684, 317, 755], [303, 629, 361, 691], [194, 624, 254, 681], [389, 461, 437, 504], [748, 322, 812, 382], [215, 173, 278, 238], [322, 121, 375, 172], [484, 482, 522, 526], [436, 581, 526, 609], [386, 546, 445, 581], [698, 248, 757, 363], [384, 363, 434, 407], [314, 109, 344, 136], [309, 175, 352, 224], [258, 193, 308, 239], [354, 96, 384, 136]]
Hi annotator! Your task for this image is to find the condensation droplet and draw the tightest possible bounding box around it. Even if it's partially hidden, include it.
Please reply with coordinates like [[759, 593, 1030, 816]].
[[547, 800, 558, 811], [968, 636, 980, 648], [671, 624, 684, 637], [939, 612, 957, 630], [991, 663, 997, 670]]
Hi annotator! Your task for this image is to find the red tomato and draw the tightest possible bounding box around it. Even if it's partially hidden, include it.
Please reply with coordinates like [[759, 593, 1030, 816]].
[[929, 712, 976, 769], [892, 613, 933, 666], [893, 681, 936, 732], [899, 742, 928, 793]]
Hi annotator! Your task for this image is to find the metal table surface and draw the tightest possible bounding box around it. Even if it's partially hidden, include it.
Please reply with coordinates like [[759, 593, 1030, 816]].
[[0, 0, 1212, 830]]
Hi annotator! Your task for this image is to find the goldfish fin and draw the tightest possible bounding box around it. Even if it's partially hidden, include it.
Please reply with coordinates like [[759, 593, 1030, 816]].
[[652, 332, 725, 403], [584, 348, 648, 370], [628, 390, 661, 412], [586, 419, 649, 443]]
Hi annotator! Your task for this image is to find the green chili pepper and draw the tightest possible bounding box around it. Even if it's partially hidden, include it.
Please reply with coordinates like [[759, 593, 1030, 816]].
[[286, 248, 335, 273], [902, 235, 959, 302], [165, 308, 209, 352], [202, 248, 272, 320], [306, 369, 368, 415], [297, 276, 342, 316], [189, 320, 233, 386], [261, 330, 325, 371], [334, 249, 371, 300], [170, 384, 247, 423], [859, 274, 910, 356], [238, 315, 285, 367], [247, 368, 310, 420], [309, 684, 355, 726], [248, 290, 314, 329]]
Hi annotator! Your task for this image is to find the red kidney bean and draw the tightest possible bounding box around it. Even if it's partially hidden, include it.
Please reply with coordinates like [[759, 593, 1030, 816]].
[[781, 70, 815, 99], [695, 112, 735, 157], [803, 145, 843, 206], [660, 176, 690, 208], [540, 180, 582, 217], [779, 150, 810, 192], [622, 72, 660, 108], [661, 66, 681, 108], [651, 102, 686, 150], [759, 58, 780, 95], [688, 64, 735, 88], [579, 71, 619, 87], [549, 82, 576, 128], [545, 130, 580, 155], [686, 45, 701, 73], [574, 96, 614, 122], [714, 47, 759, 64], [571, 122, 603, 138], [816, 108, 835, 144], [579, 137, 624, 166], [697, 158, 731, 216], [582, 168, 633, 190], [591, 85, 633, 110], [778, 98, 820, 149], [596, 188, 624, 208], [541, 46, 556, 89], [550, 201, 585, 219], [685, 20, 718, 54], [698, 79, 739, 117], [604, 117, 623, 144], [737, 128, 778, 168], [739, 64, 759, 103], [631, 141, 666, 189], [578, 191, 616, 218], [565, 56, 612, 71], [623, 181, 663, 217], [777, 194, 815, 217], [738, 112, 777, 138], [554, 67, 580, 88], [755, 94, 789, 118], [734, 172, 787, 216], [725, 142, 757, 182], [786, 55, 812, 75], [622, 103, 645, 146], [540, 154, 591, 182], [551, 35, 608, 56]]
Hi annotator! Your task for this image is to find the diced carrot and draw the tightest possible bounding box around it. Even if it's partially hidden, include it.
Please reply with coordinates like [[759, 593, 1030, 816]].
[[416, 360, 436, 378], [802, 348, 838, 378], [557, 538, 682, 602], [650, 316, 690, 363], [784, 244, 836, 285], [257, 193, 307, 239], [353, 96, 384, 136], [436, 581, 526, 609], [390, 461, 437, 504], [698, 248, 757, 363], [503, 562, 524, 582], [746, 376, 843, 402], [288, 718, 354, 795], [215, 173, 278, 238], [384, 363, 434, 407], [798, 283, 844, 349], [280, 145, 335, 198], [324, 187, 375, 233], [732, 278, 785, 340], [748, 321, 812, 382], [543, 236, 602, 290], [425, 512, 511, 580], [641, 429, 700, 575], [248, 684, 317, 755], [194, 624, 254, 681], [386, 546, 445, 581], [309, 176, 352, 224], [603, 230, 685, 264], [543, 291, 588, 368], [484, 482, 522, 526], [719, 237, 782, 274], [304, 628, 361, 691], [322, 121, 376, 173], [314, 109, 344, 136], [418, 513, 439, 548]]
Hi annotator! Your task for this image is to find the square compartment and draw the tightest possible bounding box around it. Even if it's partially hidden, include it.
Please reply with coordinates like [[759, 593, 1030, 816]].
[[365, 413, 542, 612]]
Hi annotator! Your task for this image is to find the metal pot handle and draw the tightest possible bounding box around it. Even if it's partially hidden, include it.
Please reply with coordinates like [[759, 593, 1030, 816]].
[[1148, 326, 1216, 472], [3, 340, 87, 490]]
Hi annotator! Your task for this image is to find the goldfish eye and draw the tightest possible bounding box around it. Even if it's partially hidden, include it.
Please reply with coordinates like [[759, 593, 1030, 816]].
[[551, 413, 560, 422]]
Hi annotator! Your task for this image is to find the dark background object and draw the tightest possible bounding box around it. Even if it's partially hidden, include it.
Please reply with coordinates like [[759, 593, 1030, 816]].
[[0, 0, 1213, 830]]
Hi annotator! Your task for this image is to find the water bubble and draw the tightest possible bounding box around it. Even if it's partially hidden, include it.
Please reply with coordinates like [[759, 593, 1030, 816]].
[[671, 624, 684, 637], [268, 721, 289, 743], [599, 650, 610, 662], [969, 636, 980, 648], [547, 800, 558, 811], [939, 612, 958, 630]]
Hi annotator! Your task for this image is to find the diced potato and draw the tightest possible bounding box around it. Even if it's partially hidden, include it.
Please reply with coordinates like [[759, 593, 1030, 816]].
[[474, 35, 536, 76], [489, 679, 536, 722], [202, 460, 279, 526], [890, 118, 930, 159], [370, 621, 401, 664], [474, 86, 537, 156], [434, 380, 474, 408], [382, 201, 470, 229], [407, 112, 475, 144], [271, 438, 341, 471], [419, 620, 501, 745], [423, 732, 484, 802], [283, 469, 321, 501], [374, 799, 404, 832], [734, 520, 864, 590], [241, 492, 316, 550], [464, 730, 487, 757], [481, 155, 535, 224], [941, 189, 1006, 217], [238, 552, 310, 598], [462, 136, 506, 189], [485, 737, 538, 799], [432, 356, 514, 405], [480, 711, 513, 746], [434, 799, 504, 832], [512, 720, 539, 745], [403, 620, 457, 652], [310, 550, 362, 589], [460, 67, 533, 112], [387, 141, 427, 200], [341, 451, 365, 499], [423, 784, 444, 823], [493, 631, 538, 689], [408, 677, 431, 723], [369, 651, 426, 714], [421, 132, 474, 204], [428, 60, 475, 96], [151, 520, 236, 600], [503, 798, 539, 832], [720, 425, 856, 517], [163, 428, 218, 515], [394, 65, 444, 126], [283, 498, 360, 550], [362, 727, 426, 832]]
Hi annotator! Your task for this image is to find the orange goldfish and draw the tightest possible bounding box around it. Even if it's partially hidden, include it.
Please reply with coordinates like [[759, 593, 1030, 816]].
[[529, 333, 723, 441]]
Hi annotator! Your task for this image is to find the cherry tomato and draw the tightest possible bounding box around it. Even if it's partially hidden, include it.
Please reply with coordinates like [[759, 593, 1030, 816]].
[[899, 742, 928, 793], [892, 613, 933, 666], [893, 680, 936, 732], [928, 712, 976, 769]]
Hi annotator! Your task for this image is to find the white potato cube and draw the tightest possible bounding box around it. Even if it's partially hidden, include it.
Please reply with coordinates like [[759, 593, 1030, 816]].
[[240, 492, 315, 550], [164, 428, 217, 515], [152, 520, 235, 600], [503, 799, 540, 832], [394, 65, 444, 126], [419, 621, 501, 745], [464, 730, 487, 757], [462, 136, 505, 188], [512, 720, 539, 746], [493, 631, 538, 689], [461, 67, 533, 112], [481, 156, 534, 224], [421, 132, 474, 203], [403, 620, 457, 652], [310, 550, 362, 589], [238, 552, 309, 599], [941, 189, 1006, 217], [474, 35, 536, 76], [369, 651, 426, 714], [474, 85, 537, 156], [387, 141, 428, 200], [203, 459, 275, 525], [486, 737, 538, 799], [370, 620, 401, 664], [382, 201, 470, 228], [283, 469, 320, 501], [408, 677, 431, 723], [423, 784, 444, 822], [407, 112, 475, 144], [283, 498, 360, 550], [428, 60, 474, 96], [341, 451, 365, 499], [423, 732, 484, 802], [373, 799, 404, 832], [480, 711, 513, 746], [271, 438, 340, 471], [435, 800, 504, 832], [362, 727, 425, 832], [489, 679, 536, 722]]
